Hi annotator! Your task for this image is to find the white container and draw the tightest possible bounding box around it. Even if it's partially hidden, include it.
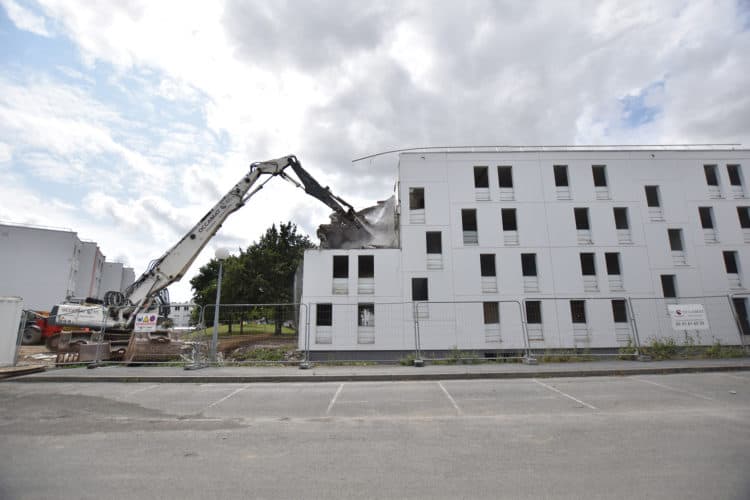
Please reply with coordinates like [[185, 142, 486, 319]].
[[0, 297, 23, 366]]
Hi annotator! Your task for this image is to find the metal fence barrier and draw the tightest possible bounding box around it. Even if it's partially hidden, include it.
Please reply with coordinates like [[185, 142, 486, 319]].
[[13, 295, 749, 368]]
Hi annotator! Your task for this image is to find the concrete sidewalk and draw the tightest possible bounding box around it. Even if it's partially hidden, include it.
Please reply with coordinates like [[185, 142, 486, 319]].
[[5, 357, 750, 383]]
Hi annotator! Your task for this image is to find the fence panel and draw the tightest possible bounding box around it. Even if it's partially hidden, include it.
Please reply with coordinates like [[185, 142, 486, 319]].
[[196, 303, 305, 365], [415, 300, 526, 360], [519, 297, 636, 354], [306, 302, 409, 361], [629, 296, 741, 347]]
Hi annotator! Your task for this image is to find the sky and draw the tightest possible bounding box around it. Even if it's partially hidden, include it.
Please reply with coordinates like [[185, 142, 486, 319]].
[[1, 0, 749, 302]]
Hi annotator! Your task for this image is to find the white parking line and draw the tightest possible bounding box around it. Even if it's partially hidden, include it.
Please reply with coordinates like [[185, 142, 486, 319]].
[[532, 379, 598, 410], [205, 384, 251, 410], [437, 382, 463, 415], [326, 383, 344, 415], [630, 376, 714, 401], [125, 384, 159, 396]]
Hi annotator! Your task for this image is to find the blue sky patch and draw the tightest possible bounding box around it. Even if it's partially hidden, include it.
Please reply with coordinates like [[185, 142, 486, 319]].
[[619, 80, 665, 128]]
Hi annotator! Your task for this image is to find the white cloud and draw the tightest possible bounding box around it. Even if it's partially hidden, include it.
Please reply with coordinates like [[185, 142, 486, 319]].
[[1, 0, 52, 37], [0, 142, 12, 163]]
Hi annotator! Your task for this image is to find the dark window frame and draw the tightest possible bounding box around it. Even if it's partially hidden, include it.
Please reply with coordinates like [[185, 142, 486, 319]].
[[554, 165, 569, 187], [480, 254, 496, 277], [521, 253, 537, 277], [605, 252, 621, 275], [580, 253, 596, 276], [661, 274, 677, 298], [570, 300, 587, 324], [574, 207, 590, 230], [668, 229, 684, 252], [357, 303, 375, 327], [409, 187, 425, 210], [426, 231, 442, 254], [612, 299, 628, 323], [698, 207, 715, 229], [497, 166, 513, 188], [613, 207, 630, 230], [526, 301, 542, 324], [474, 166, 489, 188], [704, 164, 719, 186], [724, 251, 739, 274], [412, 278, 429, 301], [645, 185, 661, 207], [501, 208, 517, 231], [738, 207, 750, 229], [332, 255, 348, 278], [483, 302, 500, 324], [727, 164, 743, 187], [358, 255, 374, 278], [316, 303, 333, 327], [592, 165, 607, 187], [462, 209, 478, 232]]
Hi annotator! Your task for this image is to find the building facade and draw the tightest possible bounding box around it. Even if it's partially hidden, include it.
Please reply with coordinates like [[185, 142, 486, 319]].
[[0, 222, 132, 311], [299, 147, 750, 356]]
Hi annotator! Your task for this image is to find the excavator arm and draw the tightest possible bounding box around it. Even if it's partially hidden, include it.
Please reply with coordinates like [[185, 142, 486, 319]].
[[121, 155, 371, 327]]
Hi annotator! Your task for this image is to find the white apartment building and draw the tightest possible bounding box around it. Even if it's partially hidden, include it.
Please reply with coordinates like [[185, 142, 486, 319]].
[[0, 223, 81, 310], [0, 222, 132, 311], [299, 147, 750, 357], [168, 302, 198, 328], [75, 241, 105, 299]]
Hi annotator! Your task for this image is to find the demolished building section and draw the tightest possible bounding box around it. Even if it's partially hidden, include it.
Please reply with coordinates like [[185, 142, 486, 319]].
[[317, 195, 399, 249]]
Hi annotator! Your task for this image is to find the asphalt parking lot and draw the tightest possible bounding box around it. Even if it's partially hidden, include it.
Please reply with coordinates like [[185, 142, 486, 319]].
[[1, 372, 749, 499]]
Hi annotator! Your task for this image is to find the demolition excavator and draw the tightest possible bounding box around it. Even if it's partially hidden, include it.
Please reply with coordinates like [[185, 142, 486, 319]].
[[46, 155, 375, 362]]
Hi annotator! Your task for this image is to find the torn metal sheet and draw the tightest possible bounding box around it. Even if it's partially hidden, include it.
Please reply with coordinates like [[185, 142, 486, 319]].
[[318, 195, 398, 249]]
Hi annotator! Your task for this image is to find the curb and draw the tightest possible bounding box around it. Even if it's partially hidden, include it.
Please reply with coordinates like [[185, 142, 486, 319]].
[[6, 364, 750, 383]]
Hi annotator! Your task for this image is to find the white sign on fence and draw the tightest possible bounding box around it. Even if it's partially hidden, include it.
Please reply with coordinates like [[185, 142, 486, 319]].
[[134, 313, 158, 333], [667, 304, 709, 331]]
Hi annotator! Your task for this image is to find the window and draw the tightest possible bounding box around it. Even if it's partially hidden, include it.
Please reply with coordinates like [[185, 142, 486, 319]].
[[574, 208, 590, 230], [358, 255, 374, 278], [483, 302, 499, 324], [738, 207, 750, 229], [611, 300, 628, 323], [498, 166, 513, 188], [462, 209, 478, 245], [332, 256, 348, 278], [526, 301, 542, 324], [412, 278, 428, 301], [645, 186, 661, 207], [733, 298, 750, 335], [501, 208, 517, 231], [723, 251, 739, 274], [426, 232, 442, 254], [521, 253, 537, 277], [480, 254, 496, 277], [704, 164, 719, 186], [605, 252, 621, 275], [570, 300, 587, 323], [316, 304, 332, 326], [728, 165, 743, 186], [409, 187, 425, 210], [358, 303, 375, 327], [474, 166, 489, 188], [613, 207, 630, 229], [554, 165, 569, 186], [661, 275, 677, 298], [580, 253, 596, 275], [698, 207, 714, 229], [462, 209, 477, 231], [592, 165, 607, 187], [668, 229, 684, 251]]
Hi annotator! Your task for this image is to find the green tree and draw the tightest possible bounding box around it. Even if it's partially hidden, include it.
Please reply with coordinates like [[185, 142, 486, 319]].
[[190, 222, 315, 334]]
